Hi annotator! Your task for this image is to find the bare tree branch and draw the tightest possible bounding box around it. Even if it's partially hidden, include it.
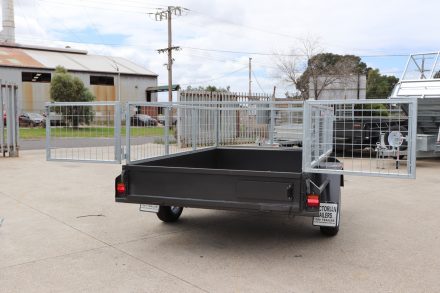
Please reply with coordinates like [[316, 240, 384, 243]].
[[275, 37, 365, 100]]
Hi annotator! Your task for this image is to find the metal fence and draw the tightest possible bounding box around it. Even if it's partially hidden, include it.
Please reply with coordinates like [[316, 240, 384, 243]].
[[125, 101, 304, 162], [0, 82, 19, 157], [45, 102, 121, 163], [302, 99, 418, 178], [45, 98, 417, 179]]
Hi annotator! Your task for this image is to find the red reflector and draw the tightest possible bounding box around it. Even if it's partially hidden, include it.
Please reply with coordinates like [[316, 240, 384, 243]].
[[307, 194, 320, 208], [116, 183, 126, 194]]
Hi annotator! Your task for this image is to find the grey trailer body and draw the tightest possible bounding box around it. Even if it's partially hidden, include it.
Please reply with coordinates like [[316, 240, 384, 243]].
[[43, 97, 417, 237], [116, 147, 343, 235]]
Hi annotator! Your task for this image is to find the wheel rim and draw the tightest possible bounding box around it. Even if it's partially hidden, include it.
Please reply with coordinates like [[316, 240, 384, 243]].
[[170, 206, 181, 214]]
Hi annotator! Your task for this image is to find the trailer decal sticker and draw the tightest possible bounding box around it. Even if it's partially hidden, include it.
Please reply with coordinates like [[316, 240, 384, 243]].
[[313, 203, 338, 227]]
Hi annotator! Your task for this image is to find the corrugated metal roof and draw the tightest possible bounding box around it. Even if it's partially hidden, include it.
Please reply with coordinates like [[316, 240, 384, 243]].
[[0, 44, 157, 76]]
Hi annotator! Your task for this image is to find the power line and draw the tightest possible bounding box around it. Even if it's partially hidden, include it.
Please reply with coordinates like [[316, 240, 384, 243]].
[[252, 70, 267, 94], [13, 32, 412, 70], [188, 9, 298, 40], [183, 47, 410, 58], [37, 0, 156, 14], [181, 66, 248, 86], [23, 2, 412, 60], [150, 6, 189, 102], [70, 0, 167, 8], [35, 1, 86, 44]]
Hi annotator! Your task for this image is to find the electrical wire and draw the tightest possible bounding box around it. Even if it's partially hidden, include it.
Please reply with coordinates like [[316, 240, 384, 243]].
[[180, 66, 248, 86], [252, 70, 268, 95], [188, 9, 298, 40], [37, 0, 155, 14], [182, 47, 409, 58]]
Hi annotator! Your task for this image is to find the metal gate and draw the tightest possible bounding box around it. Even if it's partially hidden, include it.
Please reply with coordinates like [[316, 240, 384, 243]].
[[1, 82, 19, 157], [45, 101, 122, 163], [302, 98, 418, 178], [45, 98, 418, 179]]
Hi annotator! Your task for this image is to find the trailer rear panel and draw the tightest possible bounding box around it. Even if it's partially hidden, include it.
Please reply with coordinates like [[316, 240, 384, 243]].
[[116, 148, 341, 216]]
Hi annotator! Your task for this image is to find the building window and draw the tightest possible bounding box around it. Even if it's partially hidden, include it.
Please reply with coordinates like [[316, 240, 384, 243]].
[[22, 72, 51, 83], [90, 75, 114, 86]]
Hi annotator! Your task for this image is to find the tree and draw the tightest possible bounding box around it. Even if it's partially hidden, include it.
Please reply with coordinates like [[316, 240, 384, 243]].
[[185, 85, 231, 92], [50, 66, 96, 128], [366, 69, 399, 99], [298, 53, 367, 99], [276, 39, 367, 99]]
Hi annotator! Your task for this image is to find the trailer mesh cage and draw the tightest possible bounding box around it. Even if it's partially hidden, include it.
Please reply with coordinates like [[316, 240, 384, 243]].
[[45, 97, 417, 179], [302, 99, 417, 178]]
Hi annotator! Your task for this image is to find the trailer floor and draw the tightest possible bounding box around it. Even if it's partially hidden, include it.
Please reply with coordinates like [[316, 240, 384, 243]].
[[1, 150, 439, 293]]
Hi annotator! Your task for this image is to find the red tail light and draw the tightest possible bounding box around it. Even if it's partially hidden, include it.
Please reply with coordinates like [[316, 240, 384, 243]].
[[116, 182, 126, 194], [306, 194, 320, 208]]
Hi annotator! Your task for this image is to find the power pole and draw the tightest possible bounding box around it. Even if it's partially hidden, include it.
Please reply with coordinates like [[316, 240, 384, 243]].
[[249, 57, 252, 98], [151, 6, 188, 102]]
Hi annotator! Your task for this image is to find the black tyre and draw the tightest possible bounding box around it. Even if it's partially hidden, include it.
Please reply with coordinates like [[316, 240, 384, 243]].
[[320, 225, 339, 236], [157, 206, 183, 223], [320, 208, 340, 237]]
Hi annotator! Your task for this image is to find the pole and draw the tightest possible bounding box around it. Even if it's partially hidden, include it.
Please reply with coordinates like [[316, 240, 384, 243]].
[[167, 7, 173, 102], [249, 57, 252, 98], [152, 7, 186, 101], [269, 86, 275, 145], [118, 68, 121, 103]]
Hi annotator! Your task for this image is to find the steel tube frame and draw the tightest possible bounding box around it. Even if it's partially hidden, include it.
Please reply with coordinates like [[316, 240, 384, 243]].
[[302, 98, 418, 179], [46, 101, 122, 163]]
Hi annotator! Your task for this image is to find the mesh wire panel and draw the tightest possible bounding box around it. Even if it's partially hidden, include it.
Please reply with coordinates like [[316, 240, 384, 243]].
[[302, 99, 417, 178], [126, 101, 304, 162], [46, 102, 121, 163], [46, 99, 417, 179]]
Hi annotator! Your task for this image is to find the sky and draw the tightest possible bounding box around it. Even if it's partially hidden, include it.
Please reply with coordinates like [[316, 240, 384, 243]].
[[8, 0, 440, 100]]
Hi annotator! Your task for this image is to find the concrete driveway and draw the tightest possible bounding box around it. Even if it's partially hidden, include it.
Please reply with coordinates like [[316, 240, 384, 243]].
[[0, 151, 439, 292]]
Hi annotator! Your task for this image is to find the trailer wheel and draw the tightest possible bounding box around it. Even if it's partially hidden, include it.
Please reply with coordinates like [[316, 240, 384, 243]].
[[157, 206, 183, 223], [320, 210, 340, 236]]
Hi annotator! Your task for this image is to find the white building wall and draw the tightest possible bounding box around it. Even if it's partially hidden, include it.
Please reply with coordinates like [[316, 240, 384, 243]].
[[308, 75, 367, 100]]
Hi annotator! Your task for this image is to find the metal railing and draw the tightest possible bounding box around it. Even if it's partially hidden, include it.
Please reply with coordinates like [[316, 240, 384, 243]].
[[0, 82, 19, 157], [125, 101, 304, 163], [45, 101, 121, 163], [44, 99, 418, 179]]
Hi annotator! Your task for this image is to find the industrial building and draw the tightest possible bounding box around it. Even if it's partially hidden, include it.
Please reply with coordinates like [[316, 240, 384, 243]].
[[0, 0, 158, 113]]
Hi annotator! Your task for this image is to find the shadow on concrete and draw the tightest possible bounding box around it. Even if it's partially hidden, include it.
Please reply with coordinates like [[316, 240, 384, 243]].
[[153, 210, 337, 249]]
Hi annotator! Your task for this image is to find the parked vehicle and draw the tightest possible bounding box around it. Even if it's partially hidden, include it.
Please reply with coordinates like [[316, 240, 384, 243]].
[[115, 148, 343, 236], [334, 119, 408, 152], [19, 112, 45, 127], [42, 112, 67, 127], [157, 114, 177, 126], [130, 114, 158, 126]]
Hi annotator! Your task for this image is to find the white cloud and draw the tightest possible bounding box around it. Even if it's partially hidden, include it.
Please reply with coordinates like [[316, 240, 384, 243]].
[[5, 0, 440, 96]]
